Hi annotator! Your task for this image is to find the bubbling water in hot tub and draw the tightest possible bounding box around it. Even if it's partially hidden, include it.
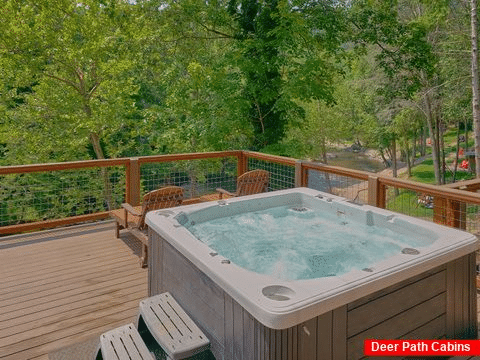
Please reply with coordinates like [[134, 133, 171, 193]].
[[186, 205, 427, 280]]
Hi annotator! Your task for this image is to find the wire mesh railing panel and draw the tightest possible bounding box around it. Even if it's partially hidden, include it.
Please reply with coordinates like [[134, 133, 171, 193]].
[[4, 151, 480, 238], [307, 169, 367, 204], [465, 204, 480, 235], [384, 186, 435, 222], [247, 158, 295, 191], [384, 185, 480, 236], [0, 166, 125, 227], [140, 157, 238, 199]]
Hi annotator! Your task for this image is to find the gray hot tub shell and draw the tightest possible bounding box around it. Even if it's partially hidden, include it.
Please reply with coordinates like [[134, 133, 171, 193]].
[[146, 188, 479, 360]]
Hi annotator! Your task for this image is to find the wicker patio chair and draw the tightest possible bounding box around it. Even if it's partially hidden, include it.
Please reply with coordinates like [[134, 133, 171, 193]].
[[110, 186, 184, 267], [215, 169, 270, 199]]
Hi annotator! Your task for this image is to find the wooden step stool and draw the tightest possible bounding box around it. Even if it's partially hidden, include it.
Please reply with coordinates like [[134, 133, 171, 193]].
[[95, 323, 154, 360], [137, 292, 210, 360]]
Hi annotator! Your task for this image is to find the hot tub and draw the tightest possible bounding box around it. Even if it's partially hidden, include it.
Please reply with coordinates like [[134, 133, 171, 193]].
[[146, 188, 478, 360]]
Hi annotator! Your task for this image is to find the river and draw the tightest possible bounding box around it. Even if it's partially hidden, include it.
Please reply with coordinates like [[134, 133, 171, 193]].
[[308, 150, 385, 194], [324, 150, 385, 173]]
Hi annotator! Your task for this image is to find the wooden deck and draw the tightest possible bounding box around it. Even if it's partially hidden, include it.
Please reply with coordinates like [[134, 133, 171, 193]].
[[0, 221, 148, 360], [0, 221, 480, 360]]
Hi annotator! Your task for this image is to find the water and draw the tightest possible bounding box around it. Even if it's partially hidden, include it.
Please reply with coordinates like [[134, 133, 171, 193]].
[[326, 151, 385, 173], [308, 151, 385, 193], [186, 205, 423, 280]]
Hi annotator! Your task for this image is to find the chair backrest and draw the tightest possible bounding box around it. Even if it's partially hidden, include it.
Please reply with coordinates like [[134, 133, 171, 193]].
[[139, 186, 184, 229], [236, 169, 270, 197]]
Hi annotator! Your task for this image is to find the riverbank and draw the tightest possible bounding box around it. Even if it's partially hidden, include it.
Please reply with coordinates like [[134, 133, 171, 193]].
[[323, 145, 386, 173], [324, 144, 430, 179]]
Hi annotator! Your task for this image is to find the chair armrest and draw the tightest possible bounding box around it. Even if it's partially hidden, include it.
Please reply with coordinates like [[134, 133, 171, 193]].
[[216, 188, 236, 199], [122, 203, 142, 216]]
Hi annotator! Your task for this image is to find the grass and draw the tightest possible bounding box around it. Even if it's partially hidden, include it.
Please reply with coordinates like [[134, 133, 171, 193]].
[[388, 132, 475, 216], [407, 158, 475, 185], [408, 158, 437, 184], [383, 129, 480, 233], [386, 188, 434, 219], [443, 128, 475, 154]]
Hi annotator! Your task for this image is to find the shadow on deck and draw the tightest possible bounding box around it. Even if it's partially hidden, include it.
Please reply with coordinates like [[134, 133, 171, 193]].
[[0, 221, 148, 360]]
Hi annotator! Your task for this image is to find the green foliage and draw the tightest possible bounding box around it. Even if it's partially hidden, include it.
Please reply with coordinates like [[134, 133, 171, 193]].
[[1, 0, 479, 223], [409, 159, 437, 183], [349, 0, 438, 97], [225, 0, 345, 147], [282, 98, 350, 160], [0, 168, 125, 226], [0, 0, 148, 163]]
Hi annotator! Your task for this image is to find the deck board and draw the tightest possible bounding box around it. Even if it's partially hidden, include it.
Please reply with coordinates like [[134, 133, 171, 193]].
[[0, 222, 148, 360], [0, 221, 479, 360]]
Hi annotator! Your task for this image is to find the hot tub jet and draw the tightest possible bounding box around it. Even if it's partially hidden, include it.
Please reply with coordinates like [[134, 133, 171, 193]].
[[290, 206, 310, 212]]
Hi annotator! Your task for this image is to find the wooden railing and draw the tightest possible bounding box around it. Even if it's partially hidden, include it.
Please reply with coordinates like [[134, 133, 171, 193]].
[[0, 151, 242, 234], [2, 150, 480, 236]]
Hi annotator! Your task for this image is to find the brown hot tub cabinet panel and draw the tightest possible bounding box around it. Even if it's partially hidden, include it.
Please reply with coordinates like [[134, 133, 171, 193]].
[[148, 231, 477, 360]]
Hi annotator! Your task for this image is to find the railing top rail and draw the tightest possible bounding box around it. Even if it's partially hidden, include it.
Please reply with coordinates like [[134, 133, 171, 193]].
[[0, 158, 129, 175], [378, 175, 480, 205], [136, 150, 242, 165], [242, 151, 297, 166], [301, 161, 371, 181], [0, 151, 243, 175], [441, 178, 480, 191], [3, 150, 480, 206]]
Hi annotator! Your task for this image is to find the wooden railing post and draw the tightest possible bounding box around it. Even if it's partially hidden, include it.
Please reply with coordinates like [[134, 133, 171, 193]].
[[433, 197, 467, 230], [295, 160, 308, 187], [237, 151, 248, 177], [126, 158, 141, 206], [368, 176, 386, 208]]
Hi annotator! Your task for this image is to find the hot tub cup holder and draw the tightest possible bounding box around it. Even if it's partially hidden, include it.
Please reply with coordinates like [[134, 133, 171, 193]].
[[174, 212, 188, 226], [156, 210, 175, 217], [401, 248, 420, 255], [262, 285, 296, 301]]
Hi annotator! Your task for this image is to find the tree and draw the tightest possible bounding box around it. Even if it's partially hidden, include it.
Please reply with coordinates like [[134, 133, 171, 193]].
[[0, 0, 157, 210], [284, 98, 349, 162], [471, 0, 480, 177], [349, 0, 448, 183], [394, 107, 423, 176], [0, 0, 146, 164], [156, 0, 345, 149], [140, 0, 255, 154], [227, 0, 346, 148]]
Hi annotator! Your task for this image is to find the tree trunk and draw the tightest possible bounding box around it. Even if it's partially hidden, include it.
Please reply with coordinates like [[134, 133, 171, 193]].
[[421, 126, 427, 157], [466, 121, 469, 152], [453, 121, 461, 183], [440, 123, 446, 184], [471, 0, 480, 177], [320, 136, 333, 193], [412, 129, 417, 164], [424, 93, 442, 184], [404, 138, 412, 177], [379, 148, 390, 167], [391, 137, 400, 196], [89, 132, 114, 211], [188, 169, 198, 198], [89, 132, 105, 160], [392, 138, 398, 178]]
